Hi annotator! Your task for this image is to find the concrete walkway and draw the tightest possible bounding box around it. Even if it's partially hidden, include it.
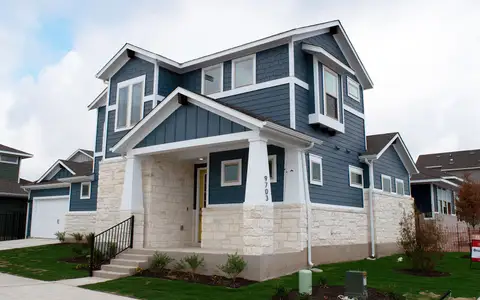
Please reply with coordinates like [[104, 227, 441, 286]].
[[0, 273, 134, 299], [0, 239, 59, 250]]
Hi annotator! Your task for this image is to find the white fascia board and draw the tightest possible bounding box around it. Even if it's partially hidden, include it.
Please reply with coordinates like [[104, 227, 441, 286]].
[[0, 192, 27, 198], [22, 182, 71, 190], [87, 88, 108, 110], [410, 178, 459, 188], [302, 43, 355, 75], [0, 150, 33, 158], [441, 166, 480, 172], [57, 175, 94, 183], [66, 149, 94, 160], [36, 160, 76, 183]]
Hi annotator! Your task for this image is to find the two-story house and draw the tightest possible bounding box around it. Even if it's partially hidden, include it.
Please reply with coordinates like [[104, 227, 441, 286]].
[[48, 20, 418, 281], [411, 149, 479, 227], [22, 149, 95, 238], [0, 144, 32, 240]]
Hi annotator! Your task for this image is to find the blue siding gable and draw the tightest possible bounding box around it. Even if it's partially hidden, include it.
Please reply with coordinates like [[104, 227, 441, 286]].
[[373, 146, 411, 195], [70, 182, 96, 211], [50, 167, 73, 181], [256, 44, 289, 83], [135, 104, 248, 149], [208, 146, 285, 204], [158, 66, 180, 96]]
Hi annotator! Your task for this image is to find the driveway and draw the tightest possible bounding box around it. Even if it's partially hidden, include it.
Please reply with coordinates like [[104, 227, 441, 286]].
[[0, 239, 58, 250], [0, 273, 134, 299]]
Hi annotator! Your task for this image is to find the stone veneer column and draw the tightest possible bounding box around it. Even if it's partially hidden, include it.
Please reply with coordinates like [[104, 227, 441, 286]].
[[243, 137, 274, 255]]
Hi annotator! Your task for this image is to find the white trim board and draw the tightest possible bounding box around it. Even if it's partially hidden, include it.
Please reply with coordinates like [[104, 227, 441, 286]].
[[302, 43, 355, 75], [66, 149, 94, 161], [96, 21, 373, 89], [87, 87, 108, 110], [36, 160, 77, 183], [0, 150, 32, 158]]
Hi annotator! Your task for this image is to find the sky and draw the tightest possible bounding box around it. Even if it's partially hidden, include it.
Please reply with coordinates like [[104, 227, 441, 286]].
[[1, 0, 479, 181]]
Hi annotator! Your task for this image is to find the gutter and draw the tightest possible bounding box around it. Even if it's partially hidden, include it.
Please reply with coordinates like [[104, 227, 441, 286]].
[[57, 175, 94, 183], [0, 192, 28, 198], [21, 182, 70, 191]]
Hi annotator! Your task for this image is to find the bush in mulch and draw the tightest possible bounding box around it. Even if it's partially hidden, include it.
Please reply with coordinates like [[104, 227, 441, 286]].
[[271, 285, 404, 300], [395, 268, 450, 277], [136, 268, 256, 288]]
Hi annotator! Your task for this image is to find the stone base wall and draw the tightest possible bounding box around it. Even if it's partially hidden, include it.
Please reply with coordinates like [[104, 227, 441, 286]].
[[65, 212, 96, 235], [95, 159, 126, 234], [143, 156, 194, 248], [273, 204, 307, 252], [201, 205, 243, 251]]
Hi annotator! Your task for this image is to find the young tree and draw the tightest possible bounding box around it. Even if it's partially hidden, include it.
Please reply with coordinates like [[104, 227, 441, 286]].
[[455, 175, 480, 229]]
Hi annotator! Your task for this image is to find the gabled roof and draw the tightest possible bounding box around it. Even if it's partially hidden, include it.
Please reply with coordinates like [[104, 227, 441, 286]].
[[87, 88, 108, 110], [0, 144, 33, 158], [66, 149, 94, 161], [410, 166, 461, 188], [417, 149, 480, 172], [111, 87, 322, 154], [35, 149, 94, 183], [361, 132, 419, 174], [96, 20, 373, 89]]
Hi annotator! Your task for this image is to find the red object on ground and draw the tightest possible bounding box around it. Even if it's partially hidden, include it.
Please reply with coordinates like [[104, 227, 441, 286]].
[[471, 239, 480, 262]]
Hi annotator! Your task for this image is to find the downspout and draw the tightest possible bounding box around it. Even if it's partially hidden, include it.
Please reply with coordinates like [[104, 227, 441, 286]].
[[364, 159, 376, 258], [301, 142, 315, 267]]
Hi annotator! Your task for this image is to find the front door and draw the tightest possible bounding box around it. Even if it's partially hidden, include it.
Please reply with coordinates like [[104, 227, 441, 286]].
[[196, 168, 207, 243]]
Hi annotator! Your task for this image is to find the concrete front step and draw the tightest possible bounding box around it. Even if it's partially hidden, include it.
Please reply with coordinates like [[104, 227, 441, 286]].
[[93, 270, 129, 279], [116, 253, 152, 261], [101, 264, 137, 275], [125, 248, 157, 255], [111, 258, 150, 268]]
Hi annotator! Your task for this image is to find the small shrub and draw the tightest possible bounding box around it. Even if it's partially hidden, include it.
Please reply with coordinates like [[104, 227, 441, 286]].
[[54, 231, 66, 242], [75, 263, 89, 270], [397, 207, 445, 272], [135, 267, 144, 275], [317, 275, 328, 288], [217, 252, 247, 285], [70, 232, 84, 243], [273, 281, 291, 300], [181, 253, 205, 280], [150, 252, 174, 271]]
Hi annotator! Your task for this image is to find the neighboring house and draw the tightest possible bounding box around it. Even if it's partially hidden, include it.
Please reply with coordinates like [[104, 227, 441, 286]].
[[0, 144, 32, 213], [58, 20, 417, 281], [411, 149, 477, 226], [22, 149, 95, 239]]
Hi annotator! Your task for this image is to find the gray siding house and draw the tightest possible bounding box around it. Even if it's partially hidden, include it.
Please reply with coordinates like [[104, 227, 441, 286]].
[[22, 149, 96, 238], [48, 20, 419, 281]]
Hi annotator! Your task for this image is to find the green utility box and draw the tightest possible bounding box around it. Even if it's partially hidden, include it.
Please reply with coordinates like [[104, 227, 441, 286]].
[[345, 270, 368, 300]]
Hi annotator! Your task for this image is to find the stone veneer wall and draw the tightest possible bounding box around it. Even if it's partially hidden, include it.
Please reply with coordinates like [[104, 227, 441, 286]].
[[65, 212, 96, 235], [201, 205, 243, 251], [273, 204, 307, 252], [95, 159, 126, 234], [142, 156, 194, 248]]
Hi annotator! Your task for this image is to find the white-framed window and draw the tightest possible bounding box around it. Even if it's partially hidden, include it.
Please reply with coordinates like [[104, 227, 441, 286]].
[[0, 155, 18, 164], [80, 182, 91, 199], [221, 159, 242, 187], [232, 54, 256, 89], [323, 66, 340, 120], [395, 179, 405, 196], [348, 165, 363, 189], [201, 64, 223, 95], [309, 154, 323, 186], [381, 175, 392, 193], [347, 77, 360, 102], [268, 155, 277, 183], [115, 75, 145, 131]]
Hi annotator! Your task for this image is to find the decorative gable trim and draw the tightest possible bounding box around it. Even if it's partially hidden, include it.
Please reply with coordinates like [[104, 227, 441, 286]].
[[87, 88, 108, 111], [111, 87, 322, 154], [66, 149, 94, 161], [302, 43, 355, 75], [36, 160, 77, 183]]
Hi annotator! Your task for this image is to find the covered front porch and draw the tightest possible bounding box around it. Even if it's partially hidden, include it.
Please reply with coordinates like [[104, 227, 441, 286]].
[[105, 87, 320, 256]]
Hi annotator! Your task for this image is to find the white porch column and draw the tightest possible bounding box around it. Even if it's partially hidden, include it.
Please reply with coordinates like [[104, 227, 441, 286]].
[[244, 137, 272, 204], [243, 137, 274, 255], [284, 147, 306, 204], [120, 155, 145, 248]]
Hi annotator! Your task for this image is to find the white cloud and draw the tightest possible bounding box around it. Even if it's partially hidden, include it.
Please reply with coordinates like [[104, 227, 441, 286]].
[[1, 0, 479, 180]]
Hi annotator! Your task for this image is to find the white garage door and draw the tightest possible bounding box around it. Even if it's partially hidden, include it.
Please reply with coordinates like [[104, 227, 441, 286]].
[[31, 196, 70, 239]]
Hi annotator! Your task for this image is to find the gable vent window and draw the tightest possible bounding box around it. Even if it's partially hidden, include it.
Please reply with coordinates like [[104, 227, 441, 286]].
[[0, 155, 18, 164], [324, 67, 339, 120], [395, 179, 405, 196], [381, 174, 392, 193], [232, 55, 256, 89], [116, 75, 145, 131], [202, 64, 223, 95], [347, 77, 360, 102]]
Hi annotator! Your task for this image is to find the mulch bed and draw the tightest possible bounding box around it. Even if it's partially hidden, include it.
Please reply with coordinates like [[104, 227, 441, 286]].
[[396, 268, 450, 277], [58, 256, 89, 264], [272, 285, 400, 300], [137, 268, 256, 288]]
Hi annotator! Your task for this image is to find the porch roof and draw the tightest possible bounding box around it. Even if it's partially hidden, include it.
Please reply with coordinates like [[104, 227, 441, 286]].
[[111, 87, 322, 155]]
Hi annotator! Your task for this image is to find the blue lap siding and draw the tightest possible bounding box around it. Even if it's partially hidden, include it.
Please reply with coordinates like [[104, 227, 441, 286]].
[[135, 105, 248, 148], [95, 106, 106, 153], [255, 45, 289, 83], [373, 146, 410, 195], [27, 187, 70, 237], [208, 146, 284, 205]]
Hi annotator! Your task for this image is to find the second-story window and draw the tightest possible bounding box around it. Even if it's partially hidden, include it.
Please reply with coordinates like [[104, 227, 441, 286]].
[[116, 75, 145, 130], [202, 64, 223, 95], [0, 155, 18, 164], [232, 54, 256, 88], [323, 66, 339, 120]]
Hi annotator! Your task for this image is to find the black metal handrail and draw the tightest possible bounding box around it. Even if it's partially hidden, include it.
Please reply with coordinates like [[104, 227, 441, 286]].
[[89, 216, 134, 276]]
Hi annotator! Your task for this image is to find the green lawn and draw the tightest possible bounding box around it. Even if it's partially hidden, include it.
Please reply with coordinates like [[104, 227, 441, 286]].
[[0, 243, 88, 281], [83, 253, 480, 300]]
